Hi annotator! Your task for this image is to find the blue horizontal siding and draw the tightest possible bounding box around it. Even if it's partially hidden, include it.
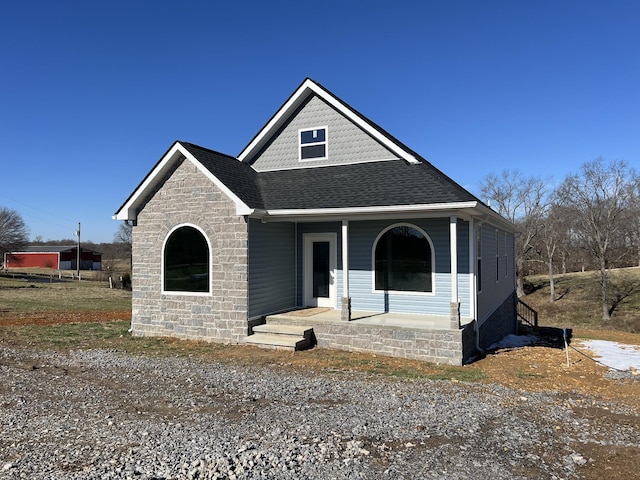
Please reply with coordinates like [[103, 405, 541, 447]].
[[347, 219, 470, 316], [248, 220, 296, 317]]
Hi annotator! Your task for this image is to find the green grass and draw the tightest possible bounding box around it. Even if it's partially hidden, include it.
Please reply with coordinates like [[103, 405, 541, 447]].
[[0, 276, 131, 314], [514, 370, 544, 379]]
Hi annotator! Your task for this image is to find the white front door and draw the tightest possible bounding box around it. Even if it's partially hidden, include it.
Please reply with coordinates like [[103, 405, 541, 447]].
[[303, 233, 337, 308]]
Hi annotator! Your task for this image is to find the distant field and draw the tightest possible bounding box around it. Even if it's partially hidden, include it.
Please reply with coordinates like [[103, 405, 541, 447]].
[[0, 275, 131, 317]]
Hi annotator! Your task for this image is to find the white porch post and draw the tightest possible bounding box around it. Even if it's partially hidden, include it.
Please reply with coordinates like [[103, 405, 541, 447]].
[[341, 220, 351, 321], [450, 216, 460, 329]]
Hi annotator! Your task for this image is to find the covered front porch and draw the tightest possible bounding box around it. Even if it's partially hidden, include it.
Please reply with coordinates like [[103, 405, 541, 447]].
[[246, 307, 476, 366], [270, 308, 464, 330]]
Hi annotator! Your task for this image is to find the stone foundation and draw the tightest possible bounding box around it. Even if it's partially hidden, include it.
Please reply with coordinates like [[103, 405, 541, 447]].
[[478, 291, 517, 349], [266, 315, 464, 365]]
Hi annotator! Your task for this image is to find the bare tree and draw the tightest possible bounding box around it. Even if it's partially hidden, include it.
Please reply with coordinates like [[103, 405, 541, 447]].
[[534, 204, 572, 302], [479, 170, 549, 296], [555, 157, 637, 320], [0, 207, 29, 260], [114, 221, 132, 247]]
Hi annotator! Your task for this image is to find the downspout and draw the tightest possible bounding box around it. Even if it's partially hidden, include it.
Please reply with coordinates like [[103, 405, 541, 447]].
[[294, 222, 298, 308]]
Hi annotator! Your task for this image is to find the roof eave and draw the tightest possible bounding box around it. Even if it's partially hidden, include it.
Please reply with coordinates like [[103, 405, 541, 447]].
[[113, 142, 253, 222]]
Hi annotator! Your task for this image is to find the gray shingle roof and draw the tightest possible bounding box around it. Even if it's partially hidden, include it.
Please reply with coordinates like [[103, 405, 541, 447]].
[[180, 143, 265, 208], [181, 142, 478, 211]]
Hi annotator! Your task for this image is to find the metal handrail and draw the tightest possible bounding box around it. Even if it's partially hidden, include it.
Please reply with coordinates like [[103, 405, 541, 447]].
[[517, 299, 538, 328]]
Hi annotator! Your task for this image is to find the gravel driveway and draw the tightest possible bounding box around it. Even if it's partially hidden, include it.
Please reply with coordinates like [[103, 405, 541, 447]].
[[1, 346, 637, 479]]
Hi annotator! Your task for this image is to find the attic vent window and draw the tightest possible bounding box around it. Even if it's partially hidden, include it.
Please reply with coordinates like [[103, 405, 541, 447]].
[[299, 127, 327, 160]]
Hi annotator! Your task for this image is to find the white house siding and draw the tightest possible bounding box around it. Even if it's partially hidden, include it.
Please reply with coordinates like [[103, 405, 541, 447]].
[[248, 219, 296, 318], [347, 218, 471, 316], [248, 95, 398, 172], [476, 224, 516, 325], [131, 159, 249, 343]]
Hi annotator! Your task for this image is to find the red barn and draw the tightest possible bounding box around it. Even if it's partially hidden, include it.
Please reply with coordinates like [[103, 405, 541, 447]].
[[3, 246, 102, 270]]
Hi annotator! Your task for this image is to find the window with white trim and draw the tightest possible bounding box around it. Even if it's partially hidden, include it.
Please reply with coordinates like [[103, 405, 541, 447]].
[[299, 127, 327, 160], [374, 225, 433, 293], [163, 226, 210, 293]]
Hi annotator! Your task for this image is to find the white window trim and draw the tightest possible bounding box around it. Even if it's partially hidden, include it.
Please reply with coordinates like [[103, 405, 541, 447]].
[[161, 223, 213, 296], [298, 126, 328, 161], [371, 222, 436, 296]]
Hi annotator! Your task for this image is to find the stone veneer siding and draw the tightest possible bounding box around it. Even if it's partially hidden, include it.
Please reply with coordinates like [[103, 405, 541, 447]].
[[130, 158, 248, 343]]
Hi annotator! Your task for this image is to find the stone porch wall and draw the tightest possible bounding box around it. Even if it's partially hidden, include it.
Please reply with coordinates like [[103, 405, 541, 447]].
[[131, 158, 248, 343], [266, 316, 464, 365]]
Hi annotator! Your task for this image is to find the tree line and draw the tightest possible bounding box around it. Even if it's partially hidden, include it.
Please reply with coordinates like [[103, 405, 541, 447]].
[[480, 156, 638, 321]]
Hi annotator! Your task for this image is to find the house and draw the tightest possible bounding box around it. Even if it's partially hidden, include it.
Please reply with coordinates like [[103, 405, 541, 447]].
[[4, 246, 102, 271], [114, 78, 518, 365]]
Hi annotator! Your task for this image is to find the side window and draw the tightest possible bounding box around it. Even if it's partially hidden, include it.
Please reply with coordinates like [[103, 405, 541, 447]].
[[299, 127, 327, 160], [374, 225, 433, 293], [163, 226, 210, 293]]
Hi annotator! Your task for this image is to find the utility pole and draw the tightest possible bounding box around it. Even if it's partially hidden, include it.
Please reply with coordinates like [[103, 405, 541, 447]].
[[75, 222, 81, 280]]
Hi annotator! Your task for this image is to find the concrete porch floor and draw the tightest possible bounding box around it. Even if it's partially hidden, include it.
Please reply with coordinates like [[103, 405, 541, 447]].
[[268, 308, 467, 331]]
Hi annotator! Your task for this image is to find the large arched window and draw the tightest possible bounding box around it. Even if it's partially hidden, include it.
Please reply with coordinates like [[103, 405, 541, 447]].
[[374, 224, 433, 293], [163, 225, 210, 293]]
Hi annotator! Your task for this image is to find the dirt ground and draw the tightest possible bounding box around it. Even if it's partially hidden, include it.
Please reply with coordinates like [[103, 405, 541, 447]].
[[2, 311, 639, 479]]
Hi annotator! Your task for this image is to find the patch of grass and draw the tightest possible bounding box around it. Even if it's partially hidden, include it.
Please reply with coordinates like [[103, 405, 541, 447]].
[[514, 370, 544, 379], [0, 277, 131, 314], [424, 366, 485, 382]]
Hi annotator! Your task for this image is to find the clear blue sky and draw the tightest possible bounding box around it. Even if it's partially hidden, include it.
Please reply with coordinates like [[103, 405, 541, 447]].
[[1, 1, 638, 243]]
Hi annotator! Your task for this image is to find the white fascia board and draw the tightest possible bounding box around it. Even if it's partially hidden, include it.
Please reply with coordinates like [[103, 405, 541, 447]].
[[114, 142, 254, 222], [254, 202, 479, 220], [238, 80, 314, 162], [471, 203, 519, 234], [238, 79, 420, 165], [308, 84, 420, 165], [113, 142, 185, 221]]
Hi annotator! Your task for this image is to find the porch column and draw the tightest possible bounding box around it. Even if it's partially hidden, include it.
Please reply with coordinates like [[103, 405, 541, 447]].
[[450, 216, 460, 329], [341, 220, 351, 321]]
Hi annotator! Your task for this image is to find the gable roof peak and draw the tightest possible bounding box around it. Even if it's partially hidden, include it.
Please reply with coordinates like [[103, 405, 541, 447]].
[[237, 78, 420, 166]]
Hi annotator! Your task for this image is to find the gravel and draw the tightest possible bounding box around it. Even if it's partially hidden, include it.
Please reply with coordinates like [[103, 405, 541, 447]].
[[1, 346, 637, 479]]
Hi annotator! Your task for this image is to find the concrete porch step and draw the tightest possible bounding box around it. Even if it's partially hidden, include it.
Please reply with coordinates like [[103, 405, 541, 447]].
[[244, 324, 315, 351]]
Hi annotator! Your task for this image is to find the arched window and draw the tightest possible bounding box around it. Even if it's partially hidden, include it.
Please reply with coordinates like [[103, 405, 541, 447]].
[[163, 225, 210, 293], [374, 225, 433, 293]]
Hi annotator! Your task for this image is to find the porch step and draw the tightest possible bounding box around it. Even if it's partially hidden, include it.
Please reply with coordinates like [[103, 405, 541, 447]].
[[244, 324, 315, 351]]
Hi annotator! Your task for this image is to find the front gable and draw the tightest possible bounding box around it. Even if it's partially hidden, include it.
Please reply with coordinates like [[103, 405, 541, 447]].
[[238, 78, 421, 170], [247, 94, 400, 171], [114, 142, 255, 222]]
